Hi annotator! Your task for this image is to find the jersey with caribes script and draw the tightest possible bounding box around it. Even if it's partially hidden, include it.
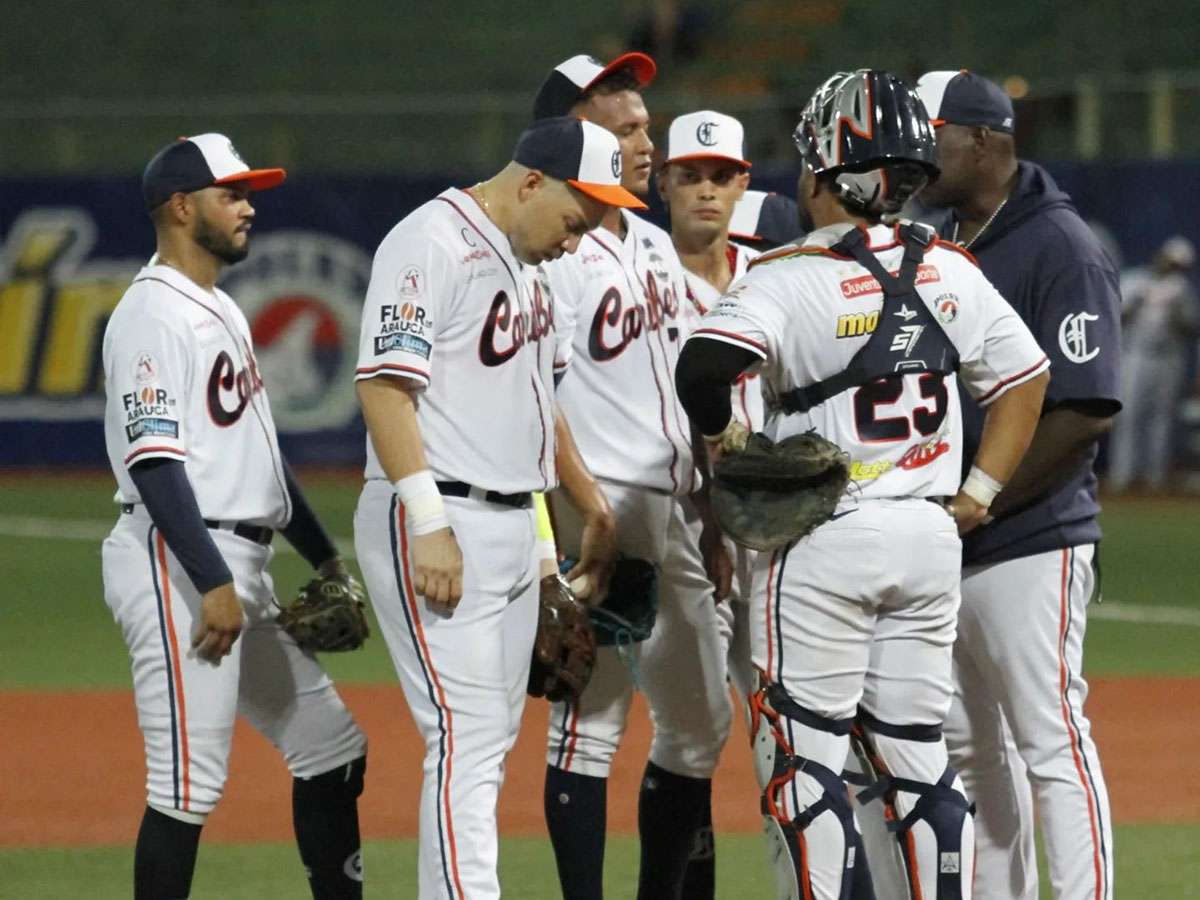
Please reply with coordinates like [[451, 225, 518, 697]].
[[102, 262, 292, 526], [689, 223, 1049, 500], [682, 241, 765, 433], [548, 211, 696, 495], [355, 188, 557, 493]]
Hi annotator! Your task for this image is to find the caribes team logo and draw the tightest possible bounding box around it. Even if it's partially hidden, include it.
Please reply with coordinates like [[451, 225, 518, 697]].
[[696, 121, 719, 146], [1059, 311, 1100, 363], [222, 232, 371, 432]]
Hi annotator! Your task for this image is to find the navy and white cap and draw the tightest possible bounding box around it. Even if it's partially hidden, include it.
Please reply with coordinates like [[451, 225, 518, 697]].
[[513, 117, 647, 209], [532, 52, 656, 120], [916, 70, 1015, 133], [665, 110, 750, 167], [142, 133, 286, 211]]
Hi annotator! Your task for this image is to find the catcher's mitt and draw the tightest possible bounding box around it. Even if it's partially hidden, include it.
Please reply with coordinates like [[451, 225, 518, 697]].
[[711, 431, 852, 551], [586, 556, 659, 647], [528, 574, 596, 703], [277, 573, 370, 653]]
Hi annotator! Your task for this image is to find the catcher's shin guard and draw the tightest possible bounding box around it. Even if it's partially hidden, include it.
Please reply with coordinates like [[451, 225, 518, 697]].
[[750, 682, 873, 900], [853, 711, 974, 900]]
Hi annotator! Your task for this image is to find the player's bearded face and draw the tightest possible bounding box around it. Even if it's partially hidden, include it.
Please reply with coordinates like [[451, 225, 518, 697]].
[[191, 187, 254, 264]]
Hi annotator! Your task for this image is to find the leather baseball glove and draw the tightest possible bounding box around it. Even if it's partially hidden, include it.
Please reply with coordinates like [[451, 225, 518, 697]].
[[528, 573, 596, 703], [277, 573, 370, 653], [711, 431, 852, 551]]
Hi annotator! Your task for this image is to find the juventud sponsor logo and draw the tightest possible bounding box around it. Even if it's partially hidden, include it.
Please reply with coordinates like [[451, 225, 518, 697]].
[[840, 264, 940, 299]]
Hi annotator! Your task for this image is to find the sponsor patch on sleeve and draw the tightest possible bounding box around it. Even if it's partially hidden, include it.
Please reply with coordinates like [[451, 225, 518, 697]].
[[374, 332, 433, 359], [125, 417, 180, 442]]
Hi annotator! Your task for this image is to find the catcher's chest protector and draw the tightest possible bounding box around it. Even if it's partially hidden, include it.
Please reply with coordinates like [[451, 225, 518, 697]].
[[780, 224, 960, 415]]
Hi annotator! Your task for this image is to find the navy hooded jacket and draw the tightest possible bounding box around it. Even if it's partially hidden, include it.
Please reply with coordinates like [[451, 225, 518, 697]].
[[937, 161, 1122, 566]]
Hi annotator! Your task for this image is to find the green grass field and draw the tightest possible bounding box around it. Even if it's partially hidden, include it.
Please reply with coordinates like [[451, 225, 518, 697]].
[[2, 475, 1198, 897], [4, 828, 1200, 899]]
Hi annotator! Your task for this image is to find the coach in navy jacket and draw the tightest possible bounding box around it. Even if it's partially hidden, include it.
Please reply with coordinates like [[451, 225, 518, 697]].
[[913, 70, 1119, 900]]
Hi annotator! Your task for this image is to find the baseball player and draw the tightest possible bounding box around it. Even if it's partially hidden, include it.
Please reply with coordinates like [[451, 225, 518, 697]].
[[1109, 236, 1198, 492], [532, 54, 736, 900], [659, 108, 759, 899], [914, 70, 1121, 900], [352, 116, 635, 900], [100, 134, 368, 900], [676, 70, 1051, 900], [729, 188, 805, 252]]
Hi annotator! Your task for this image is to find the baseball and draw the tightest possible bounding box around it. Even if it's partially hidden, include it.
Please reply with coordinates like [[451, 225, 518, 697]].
[[569, 573, 593, 600]]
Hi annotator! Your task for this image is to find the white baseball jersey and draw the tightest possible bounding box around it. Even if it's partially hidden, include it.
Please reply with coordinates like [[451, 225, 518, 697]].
[[691, 222, 1049, 499], [102, 261, 291, 526], [682, 241, 765, 432], [356, 188, 558, 493], [548, 211, 696, 494]]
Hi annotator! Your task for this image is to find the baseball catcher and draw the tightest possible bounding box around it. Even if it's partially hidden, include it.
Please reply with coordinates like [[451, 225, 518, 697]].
[[277, 569, 371, 653]]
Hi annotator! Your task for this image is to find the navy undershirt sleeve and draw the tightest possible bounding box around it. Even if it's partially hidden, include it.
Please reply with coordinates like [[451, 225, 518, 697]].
[[129, 458, 233, 594], [676, 338, 759, 436], [281, 461, 338, 571]]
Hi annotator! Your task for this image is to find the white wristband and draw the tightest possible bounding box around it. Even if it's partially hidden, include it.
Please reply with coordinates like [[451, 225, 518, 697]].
[[392, 470, 449, 535], [960, 465, 1004, 508]]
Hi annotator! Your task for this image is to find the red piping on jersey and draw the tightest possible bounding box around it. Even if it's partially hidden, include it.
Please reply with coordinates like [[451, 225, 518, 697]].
[[355, 362, 430, 381], [124, 445, 186, 465], [975, 356, 1049, 405], [1058, 549, 1105, 900], [397, 505, 467, 900], [156, 533, 191, 811], [690, 327, 768, 357], [643, 268, 693, 492]]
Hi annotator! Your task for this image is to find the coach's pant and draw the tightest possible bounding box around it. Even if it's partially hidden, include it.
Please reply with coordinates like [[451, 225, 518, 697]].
[[944, 545, 1113, 900], [102, 509, 366, 819], [547, 483, 732, 781], [355, 480, 538, 900]]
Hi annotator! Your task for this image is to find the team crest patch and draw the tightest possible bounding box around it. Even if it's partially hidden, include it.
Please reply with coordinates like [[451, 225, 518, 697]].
[[934, 293, 959, 324], [398, 264, 426, 298], [939, 852, 961, 874], [133, 352, 158, 385]]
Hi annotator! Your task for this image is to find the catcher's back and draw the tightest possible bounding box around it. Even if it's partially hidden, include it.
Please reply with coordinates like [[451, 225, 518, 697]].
[[701, 222, 1047, 503]]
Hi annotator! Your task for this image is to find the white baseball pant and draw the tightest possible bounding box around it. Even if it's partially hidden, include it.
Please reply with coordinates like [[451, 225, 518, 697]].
[[944, 544, 1113, 900], [355, 480, 538, 900], [101, 508, 366, 820]]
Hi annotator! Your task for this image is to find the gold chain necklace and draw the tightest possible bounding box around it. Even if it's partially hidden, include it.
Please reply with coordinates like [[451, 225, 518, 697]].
[[953, 197, 1008, 250]]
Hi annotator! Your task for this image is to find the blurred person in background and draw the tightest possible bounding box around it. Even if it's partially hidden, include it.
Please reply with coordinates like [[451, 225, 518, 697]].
[[1108, 236, 1200, 492]]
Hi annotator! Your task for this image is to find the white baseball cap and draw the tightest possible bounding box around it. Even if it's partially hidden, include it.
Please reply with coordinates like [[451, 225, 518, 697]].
[[665, 110, 750, 167], [142, 133, 286, 210], [513, 117, 647, 209]]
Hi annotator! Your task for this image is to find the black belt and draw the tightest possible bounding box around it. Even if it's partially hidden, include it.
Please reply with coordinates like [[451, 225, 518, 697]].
[[436, 480, 532, 509], [121, 503, 274, 546]]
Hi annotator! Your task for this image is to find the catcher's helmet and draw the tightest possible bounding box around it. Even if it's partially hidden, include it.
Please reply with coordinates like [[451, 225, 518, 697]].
[[794, 69, 939, 216]]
